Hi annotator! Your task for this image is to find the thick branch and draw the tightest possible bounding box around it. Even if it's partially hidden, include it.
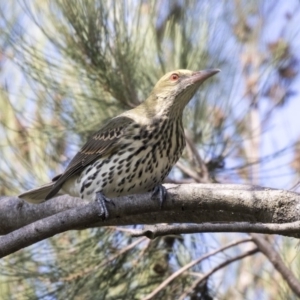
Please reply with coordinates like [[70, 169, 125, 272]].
[[1, 183, 300, 257], [2, 183, 300, 232], [0, 201, 103, 258]]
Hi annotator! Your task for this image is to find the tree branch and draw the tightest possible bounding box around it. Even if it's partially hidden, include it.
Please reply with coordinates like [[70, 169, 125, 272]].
[[251, 233, 300, 297], [0, 201, 104, 258], [129, 221, 300, 238], [143, 238, 253, 300], [184, 131, 210, 182], [1, 183, 300, 258], [2, 183, 300, 233], [61, 237, 147, 282], [178, 247, 259, 300]]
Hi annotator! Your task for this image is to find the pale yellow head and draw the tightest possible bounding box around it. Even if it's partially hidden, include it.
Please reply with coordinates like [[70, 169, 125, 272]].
[[145, 69, 220, 117]]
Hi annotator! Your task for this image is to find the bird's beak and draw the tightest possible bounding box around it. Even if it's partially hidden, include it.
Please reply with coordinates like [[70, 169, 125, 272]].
[[190, 69, 220, 84]]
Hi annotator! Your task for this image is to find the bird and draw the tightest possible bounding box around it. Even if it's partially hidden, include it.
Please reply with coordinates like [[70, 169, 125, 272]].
[[19, 69, 220, 218]]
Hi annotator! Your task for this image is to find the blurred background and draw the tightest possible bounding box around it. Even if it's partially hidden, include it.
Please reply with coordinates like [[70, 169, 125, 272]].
[[0, 0, 300, 299]]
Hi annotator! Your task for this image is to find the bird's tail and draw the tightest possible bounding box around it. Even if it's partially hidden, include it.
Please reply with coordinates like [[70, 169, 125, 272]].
[[19, 182, 55, 204]]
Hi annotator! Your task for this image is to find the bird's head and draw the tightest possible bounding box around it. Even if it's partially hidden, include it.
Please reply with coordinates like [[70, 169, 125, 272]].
[[145, 69, 220, 117]]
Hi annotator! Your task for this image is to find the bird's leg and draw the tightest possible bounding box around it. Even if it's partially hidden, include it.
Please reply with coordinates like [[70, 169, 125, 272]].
[[151, 184, 167, 208], [95, 192, 114, 220]]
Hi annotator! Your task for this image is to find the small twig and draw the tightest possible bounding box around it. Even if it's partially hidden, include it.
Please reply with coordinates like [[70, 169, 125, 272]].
[[178, 248, 259, 300], [143, 238, 253, 300], [130, 221, 300, 239], [176, 161, 203, 182], [131, 238, 152, 266], [185, 131, 210, 182], [163, 178, 194, 184], [62, 236, 147, 282], [290, 180, 300, 191], [251, 233, 300, 297], [98, 237, 147, 268]]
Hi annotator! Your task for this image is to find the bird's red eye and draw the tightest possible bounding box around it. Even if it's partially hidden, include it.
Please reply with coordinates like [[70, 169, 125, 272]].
[[170, 73, 179, 81]]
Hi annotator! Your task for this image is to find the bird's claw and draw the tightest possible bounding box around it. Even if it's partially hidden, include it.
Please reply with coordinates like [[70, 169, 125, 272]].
[[151, 185, 167, 208], [95, 192, 114, 220]]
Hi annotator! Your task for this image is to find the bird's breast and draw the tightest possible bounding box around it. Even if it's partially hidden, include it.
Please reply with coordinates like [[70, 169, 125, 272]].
[[73, 119, 185, 201]]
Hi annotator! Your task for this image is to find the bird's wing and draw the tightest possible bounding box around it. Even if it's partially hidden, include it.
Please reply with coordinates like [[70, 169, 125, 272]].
[[45, 115, 134, 199]]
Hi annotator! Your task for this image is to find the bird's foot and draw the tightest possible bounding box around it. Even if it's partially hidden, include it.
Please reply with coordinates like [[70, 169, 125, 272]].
[[151, 185, 167, 208], [95, 192, 115, 220]]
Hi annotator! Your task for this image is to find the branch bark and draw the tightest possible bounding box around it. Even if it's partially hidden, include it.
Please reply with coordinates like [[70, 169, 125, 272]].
[[0, 201, 103, 258], [129, 221, 300, 238], [1, 183, 300, 258]]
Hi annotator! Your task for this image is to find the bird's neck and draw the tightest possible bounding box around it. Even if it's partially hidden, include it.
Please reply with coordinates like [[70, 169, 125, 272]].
[[122, 93, 184, 126], [143, 93, 183, 119]]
